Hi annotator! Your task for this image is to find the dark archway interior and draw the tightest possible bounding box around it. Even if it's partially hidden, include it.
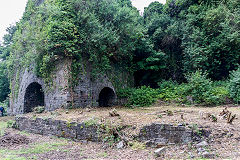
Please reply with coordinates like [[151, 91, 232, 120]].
[[24, 82, 44, 113], [98, 87, 115, 107]]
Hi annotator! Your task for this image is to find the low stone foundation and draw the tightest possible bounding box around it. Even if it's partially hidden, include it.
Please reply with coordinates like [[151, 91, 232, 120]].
[[15, 117, 100, 141], [14, 117, 193, 145], [139, 123, 192, 146]]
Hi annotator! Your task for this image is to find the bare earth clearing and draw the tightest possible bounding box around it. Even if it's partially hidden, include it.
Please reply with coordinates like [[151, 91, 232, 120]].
[[0, 103, 240, 160]]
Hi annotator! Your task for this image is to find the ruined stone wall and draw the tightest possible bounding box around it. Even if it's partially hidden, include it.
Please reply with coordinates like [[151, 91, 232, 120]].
[[14, 117, 193, 144], [15, 116, 100, 141], [139, 123, 192, 145]]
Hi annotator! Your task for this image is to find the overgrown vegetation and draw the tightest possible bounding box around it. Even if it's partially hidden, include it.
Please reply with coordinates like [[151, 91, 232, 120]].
[[119, 70, 231, 106], [0, 0, 239, 107], [229, 67, 240, 103]]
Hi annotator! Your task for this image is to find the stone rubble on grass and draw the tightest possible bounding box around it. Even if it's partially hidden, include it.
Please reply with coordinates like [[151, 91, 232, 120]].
[[154, 147, 166, 157], [196, 141, 208, 148], [188, 152, 195, 159], [116, 141, 124, 149], [197, 147, 206, 154], [145, 138, 168, 148], [202, 151, 215, 159]]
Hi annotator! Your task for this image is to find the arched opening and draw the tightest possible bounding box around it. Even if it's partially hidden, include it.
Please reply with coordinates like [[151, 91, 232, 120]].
[[98, 87, 115, 107], [24, 82, 44, 113]]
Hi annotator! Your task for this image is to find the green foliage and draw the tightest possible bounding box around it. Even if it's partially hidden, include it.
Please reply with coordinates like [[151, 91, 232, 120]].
[[0, 121, 8, 136], [7, 120, 16, 128], [184, 70, 229, 105], [0, 62, 10, 102], [0, 24, 16, 103], [157, 80, 182, 101], [185, 70, 212, 103], [33, 106, 45, 114], [4, 0, 240, 107], [229, 67, 240, 103], [117, 88, 135, 98], [125, 86, 158, 107], [138, 0, 240, 86], [156, 71, 229, 105], [181, 2, 240, 80]]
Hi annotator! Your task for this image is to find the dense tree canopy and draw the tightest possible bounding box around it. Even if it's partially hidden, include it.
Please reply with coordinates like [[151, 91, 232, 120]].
[[138, 0, 240, 86], [0, 25, 15, 102]]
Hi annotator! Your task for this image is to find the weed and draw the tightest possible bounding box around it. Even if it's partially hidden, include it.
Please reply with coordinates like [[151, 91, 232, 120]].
[[129, 141, 146, 150], [7, 120, 16, 128], [0, 141, 67, 159], [0, 121, 7, 136], [84, 118, 99, 127], [98, 152, 108, 158]]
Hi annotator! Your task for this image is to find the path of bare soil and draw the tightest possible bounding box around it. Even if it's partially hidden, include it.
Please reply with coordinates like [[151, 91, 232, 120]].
[[0, 103, 240, 159]]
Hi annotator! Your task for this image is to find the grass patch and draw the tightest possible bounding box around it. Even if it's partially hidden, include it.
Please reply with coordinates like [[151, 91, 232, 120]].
[[129, 141, 146, 150], [97, 152, 108, 158], [0, 141, 67, 159], [0, 121, 8, 136]]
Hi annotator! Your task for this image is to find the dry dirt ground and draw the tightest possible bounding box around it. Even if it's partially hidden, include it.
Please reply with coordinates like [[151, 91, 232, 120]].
[[0, 103, 240, 160]]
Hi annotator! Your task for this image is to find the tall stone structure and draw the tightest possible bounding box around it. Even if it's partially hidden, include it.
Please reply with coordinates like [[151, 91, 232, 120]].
[[8, 0, 133, 115], [9, 58, 125, 115]]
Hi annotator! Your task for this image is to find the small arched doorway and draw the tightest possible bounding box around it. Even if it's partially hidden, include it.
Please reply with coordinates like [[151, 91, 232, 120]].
[[98, 87, 116, 107], [24, 82, 44, 113]]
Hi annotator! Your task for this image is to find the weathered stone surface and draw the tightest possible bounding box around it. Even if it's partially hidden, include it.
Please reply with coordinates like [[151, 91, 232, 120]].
[[116, 141, 125, 149], [15, 116, 99, 141], [9, 58, 122, 115], [154, 147, 166, 157], [202, 151, 215, 159], [139, 123, 193, 144], [196, 141, 208, 148], [15, 117, 193, 146]]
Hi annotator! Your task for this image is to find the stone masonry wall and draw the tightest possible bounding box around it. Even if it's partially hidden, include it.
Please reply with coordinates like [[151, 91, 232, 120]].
[[15, 117, 193, 144], [15, 116, 100, 142], [9, 59, 71, 115], [9, 58, 118, 115], [138, 123, 192, 145]]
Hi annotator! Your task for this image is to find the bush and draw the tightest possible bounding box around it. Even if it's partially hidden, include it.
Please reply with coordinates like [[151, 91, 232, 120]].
[[156, 72, 230, 105], [204, 86, 229, 105], [127, 86, 158, 107], [117, 88, 135, 98], [157, 80, 180, 101], [185, 70, 212, 104], [229, 67, 240, 103]]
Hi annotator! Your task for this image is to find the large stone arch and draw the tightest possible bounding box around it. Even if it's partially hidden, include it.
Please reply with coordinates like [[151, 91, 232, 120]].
[[9, 69, 45, 114], [9, 59, 72, 115], [24, 82, 45, 113]]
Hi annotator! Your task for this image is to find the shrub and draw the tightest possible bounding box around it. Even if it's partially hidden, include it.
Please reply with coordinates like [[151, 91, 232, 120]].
[[185, 70, 212, 104], [33, 106, 45, 114], [157, 80, 178, 101], [127, 86, 158, 107], [117, 88, 135, 98], [204, 86, 229, 105], [229, 67, 240, 103]]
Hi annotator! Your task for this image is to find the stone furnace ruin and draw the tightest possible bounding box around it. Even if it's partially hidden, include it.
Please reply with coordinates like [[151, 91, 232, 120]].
[[9, 0, 133, 115]]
